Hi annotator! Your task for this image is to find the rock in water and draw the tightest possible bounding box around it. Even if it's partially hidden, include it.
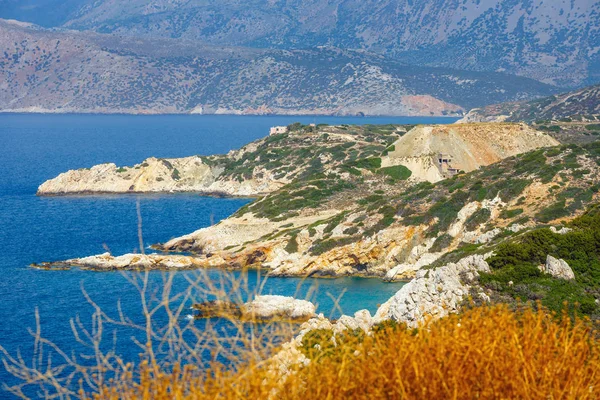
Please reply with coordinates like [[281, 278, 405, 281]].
[[192, 301, 242, 319], [193, 295, 316, 322], [540, 255, 575, 280], [241, 295, 316, 322]]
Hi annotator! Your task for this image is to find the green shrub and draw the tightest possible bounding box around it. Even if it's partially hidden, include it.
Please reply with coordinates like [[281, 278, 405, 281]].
[[353, 157, 382, 170], [343, 226, 359, 235], [427, 191, 469, 236], [586, 124, 600, 133], [285, 233, 299, 253], [379, 165, 412, 181], [430, 233, 454, 253], [464, 208, 491, 231], [535, 200, 568, 223], [480, 208, 600, 317], [287, 122, 304, 131], [310, 236, 359, 255], [500, 208, 524, 219]]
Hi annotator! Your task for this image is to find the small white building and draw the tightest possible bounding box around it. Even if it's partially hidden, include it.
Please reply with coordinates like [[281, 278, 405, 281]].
[[269, 126, 288, 136]]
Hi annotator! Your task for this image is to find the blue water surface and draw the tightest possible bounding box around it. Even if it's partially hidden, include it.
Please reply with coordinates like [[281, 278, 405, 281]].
[[0, 114, 457, 391]]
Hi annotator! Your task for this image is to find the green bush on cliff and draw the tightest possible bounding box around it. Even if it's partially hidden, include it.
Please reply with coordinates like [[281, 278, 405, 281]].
[[310, 236, 360, 256], [464, 208, 492, 231], [285, 233, 299, 253], [431, 233, 453, 253], [426, 191, 470, 236], [586, 124, 600, 132], [480, 206, 600, 317], [379, 165, 411, 181], [500, 208, 524, 219], [352, 157, 381, 171], [535, 200, 569, 222]]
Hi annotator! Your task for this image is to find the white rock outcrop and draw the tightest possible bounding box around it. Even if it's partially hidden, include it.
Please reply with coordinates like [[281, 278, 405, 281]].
[[540, 255, 575, 280], [550, 226, 573, 235], [37, 155, 286, 196], [375, 255, 490, 327], [241, 295, 316, 321], [332, 309, 373, 334], [384, 252, 442, 281]]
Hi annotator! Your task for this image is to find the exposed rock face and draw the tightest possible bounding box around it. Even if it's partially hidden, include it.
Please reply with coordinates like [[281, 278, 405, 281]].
[[39, 156, 216, 194], [540, 255, 575, 280], [37, 156, 284, 196], [241, 295, 316, 322], [161, 211, 339, 254], [192, 295, 316, 322], [382, 123, 559, 182], [374, 255, 491, 327], [550, 226, 573, 235]]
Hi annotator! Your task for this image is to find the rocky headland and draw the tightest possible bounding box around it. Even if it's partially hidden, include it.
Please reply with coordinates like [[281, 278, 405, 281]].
[[37, 121, 596, 283]]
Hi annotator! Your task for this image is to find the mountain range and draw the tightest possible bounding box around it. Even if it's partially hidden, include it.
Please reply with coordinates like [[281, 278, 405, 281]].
[[0, 19, 557, 115], [2, 0, 599, 87], [0, 0, 599, 115]]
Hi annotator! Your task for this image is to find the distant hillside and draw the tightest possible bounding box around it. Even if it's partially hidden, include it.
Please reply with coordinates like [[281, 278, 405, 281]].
[[0, 19, 558, 116], [2, 0, 597, 87], [461, 84, 600, 123]]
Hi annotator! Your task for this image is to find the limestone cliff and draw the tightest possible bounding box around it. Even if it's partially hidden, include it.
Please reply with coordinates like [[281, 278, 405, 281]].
[[38, 156, 226, 195], [36, 155, 287, 196]]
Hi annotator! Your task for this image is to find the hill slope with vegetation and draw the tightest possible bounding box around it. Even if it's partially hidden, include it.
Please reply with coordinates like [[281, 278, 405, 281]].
[[461, 84, 600, 123]]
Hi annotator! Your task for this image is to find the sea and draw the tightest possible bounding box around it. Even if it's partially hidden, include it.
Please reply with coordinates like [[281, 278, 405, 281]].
[[0, 114, 457, 392]]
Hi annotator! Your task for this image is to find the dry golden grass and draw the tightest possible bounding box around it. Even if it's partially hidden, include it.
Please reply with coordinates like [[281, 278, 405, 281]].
[[96, 304, 600, 400]]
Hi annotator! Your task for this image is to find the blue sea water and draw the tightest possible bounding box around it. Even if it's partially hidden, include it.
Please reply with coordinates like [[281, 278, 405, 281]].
[[0, 114, 457, 392]]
